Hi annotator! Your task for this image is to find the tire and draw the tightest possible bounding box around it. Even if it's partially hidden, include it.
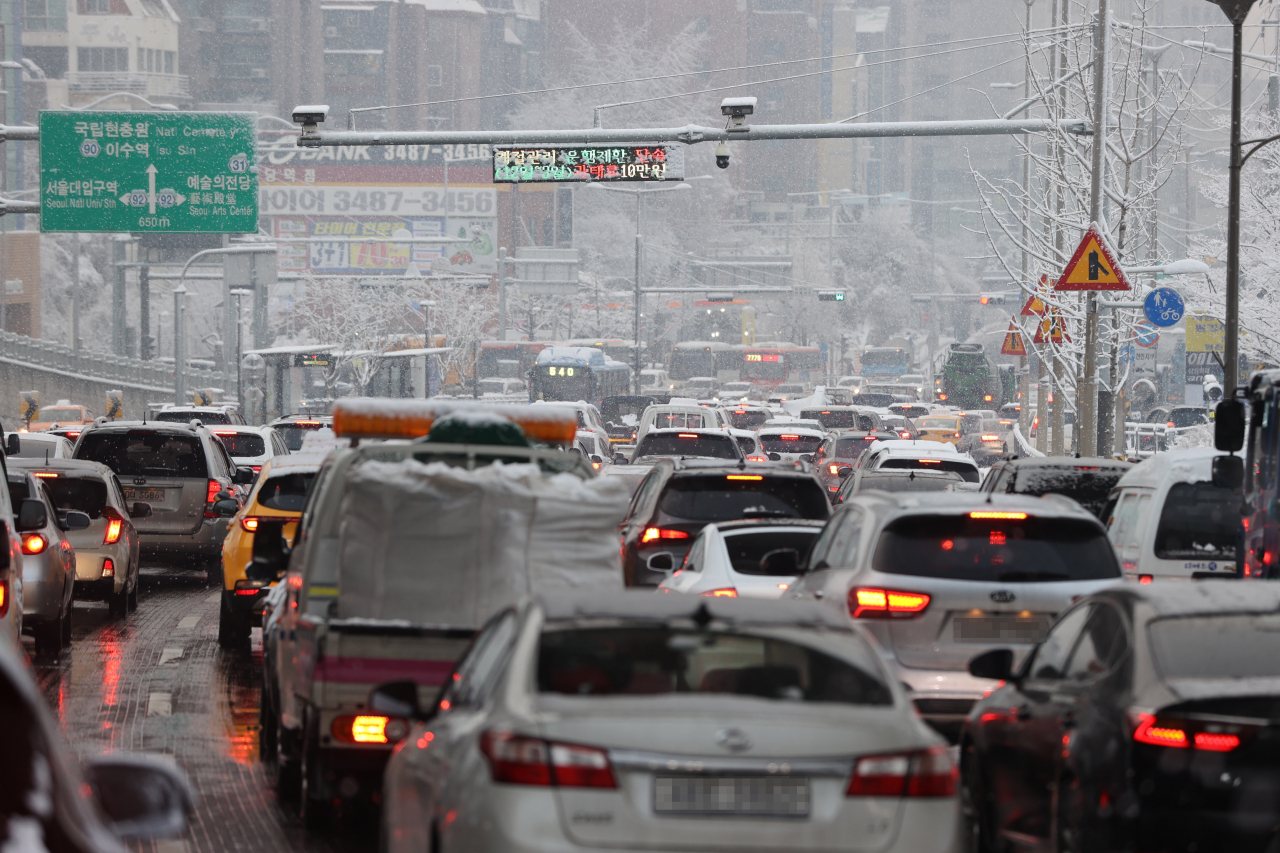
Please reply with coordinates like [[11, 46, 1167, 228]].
[[107, 586, 128, 619], [33, 615, 62, 661], [298, 726, 327, 829], [218, 593, 249, 649], [259, 680, 279, 762], [127, 570, 139, 612], [275, 722, 302, 801]]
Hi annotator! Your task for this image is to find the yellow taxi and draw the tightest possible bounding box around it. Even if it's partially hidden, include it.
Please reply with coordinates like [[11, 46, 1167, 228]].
[[28, 401, 94, 432], [217, 456, 322, 647], [912, 414, 963, 445]]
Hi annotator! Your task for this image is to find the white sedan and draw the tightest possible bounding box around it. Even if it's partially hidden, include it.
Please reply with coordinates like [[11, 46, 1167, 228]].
[[657, 519, 825, 598], [379, 592, 958, 853]]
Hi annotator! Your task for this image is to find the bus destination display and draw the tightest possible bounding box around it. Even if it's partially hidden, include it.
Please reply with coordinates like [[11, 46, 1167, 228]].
[[493, 145, 685, 183]]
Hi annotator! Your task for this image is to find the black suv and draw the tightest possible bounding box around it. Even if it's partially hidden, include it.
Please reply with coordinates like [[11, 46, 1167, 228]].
[[980, 456, 1133, 519], [619, 459, 830, 587]]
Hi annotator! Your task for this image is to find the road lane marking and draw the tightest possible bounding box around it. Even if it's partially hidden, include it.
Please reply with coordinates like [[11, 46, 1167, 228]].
[[158, 648, 183, 665], [147, 692, 172, 716], [155, 840, 190, 853], [207, 592, 221, 602], [177, 615, 199, 630]]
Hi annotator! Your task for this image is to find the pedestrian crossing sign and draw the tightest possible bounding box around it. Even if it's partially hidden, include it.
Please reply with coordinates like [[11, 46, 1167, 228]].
[[1054, 223, 1130, 291], [1000, 320, 1028, 356]]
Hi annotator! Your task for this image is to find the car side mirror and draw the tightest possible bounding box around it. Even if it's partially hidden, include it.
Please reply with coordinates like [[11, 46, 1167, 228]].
[[759, 548, 800, 575], [61, 510, 91, 531], [968, 648, 1015, 681], [85, 754, 193, 839], [837, 467, 852, 479], [1214, 399, 1246, 452], [4, 433, 19, 455], [212, 499, 239, 518], [369, 679, 421, 719], [131, 502, 152, 519], [590, 455, 603, 465], [246, 517, 291, 581], [17, 499, 48, 532], [768, 452, 781, 461], [646, 553, 675, 573], [613, 454, 629, 465], [1212, 454, 1244, 490], [232, 466, 255, 485]]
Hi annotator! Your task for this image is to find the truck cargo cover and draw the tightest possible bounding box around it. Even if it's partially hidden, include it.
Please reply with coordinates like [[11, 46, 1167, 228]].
[[337, 459, 629, 625]]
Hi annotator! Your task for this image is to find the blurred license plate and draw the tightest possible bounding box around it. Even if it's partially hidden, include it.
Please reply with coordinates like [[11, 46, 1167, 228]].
[[124, 488, 165, 503], [953, 614, 1052, 643], [653, 776, 809, 817]]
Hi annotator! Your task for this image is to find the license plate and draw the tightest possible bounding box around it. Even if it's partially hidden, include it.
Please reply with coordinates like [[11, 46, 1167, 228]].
[[124, 488, 165, 503], [953, 614, 1052, 643], [653, 776, 809, 817]]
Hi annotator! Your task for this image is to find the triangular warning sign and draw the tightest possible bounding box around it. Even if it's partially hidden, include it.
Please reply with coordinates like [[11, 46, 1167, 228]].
[[1001, 320, 1028, 356], [1054, 223, 1130, 291], [1032, 309, 1070, 344], [1021, 274, 1051, 316]]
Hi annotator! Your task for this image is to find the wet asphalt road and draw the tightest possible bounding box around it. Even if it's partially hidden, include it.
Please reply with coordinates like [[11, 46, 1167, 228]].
[[27, 568, 378, 853]]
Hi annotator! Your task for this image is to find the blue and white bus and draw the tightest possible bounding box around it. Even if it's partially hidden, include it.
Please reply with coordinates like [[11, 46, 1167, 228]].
[[860, 346, 911, 379], [528, 346, 632, 408]]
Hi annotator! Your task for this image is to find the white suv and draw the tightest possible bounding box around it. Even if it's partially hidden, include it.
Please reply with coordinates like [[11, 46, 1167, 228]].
[[861, 439, 980, 483]]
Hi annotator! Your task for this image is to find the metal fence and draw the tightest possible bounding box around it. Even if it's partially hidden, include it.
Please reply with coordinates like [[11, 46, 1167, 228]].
[[0, 330, 231, 394]]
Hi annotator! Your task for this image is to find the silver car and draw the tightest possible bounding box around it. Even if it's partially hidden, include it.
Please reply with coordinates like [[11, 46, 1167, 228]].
[[11, 458, 145, 619], [379, 592, 959, 853], [789, 493, 1122, 739], [6, 469, 85, 658]]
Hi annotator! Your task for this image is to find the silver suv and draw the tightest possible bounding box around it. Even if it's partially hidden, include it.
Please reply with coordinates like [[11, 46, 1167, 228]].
[[73, 422, 252, 581], [789, 492, 1122, 738]]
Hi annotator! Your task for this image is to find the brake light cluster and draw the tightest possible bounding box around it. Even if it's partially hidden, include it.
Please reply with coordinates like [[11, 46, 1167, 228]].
[[847, 746, 956, 797], [331, 714, 409, 745], [479, 731, 616, 788], [241, 517, 260, 532], [1132, 713, 1250, 753], [102, 559, 115, 578], [640, 527, 689, 547], [21, 533, 47, 555], [0, 578, 7, 616], [701, 588, 738, 598], [104, 517, 123, 545], [850, 587, 930, 618], [203, 479, 222, 518]]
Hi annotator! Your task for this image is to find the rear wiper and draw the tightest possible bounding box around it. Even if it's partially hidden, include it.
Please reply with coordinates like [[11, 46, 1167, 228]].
[[996, 571, 1070, 582]]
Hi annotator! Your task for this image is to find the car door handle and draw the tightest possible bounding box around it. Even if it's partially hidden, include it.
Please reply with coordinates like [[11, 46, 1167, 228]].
[[1015, 704, 1032, 722], [1059, 711, 1076, 729]]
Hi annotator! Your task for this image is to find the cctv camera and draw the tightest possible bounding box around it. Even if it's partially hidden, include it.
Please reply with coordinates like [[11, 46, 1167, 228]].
[[715, 142, 730, 169], [721, 96, 757, 118], [291, 104, 331, 126]]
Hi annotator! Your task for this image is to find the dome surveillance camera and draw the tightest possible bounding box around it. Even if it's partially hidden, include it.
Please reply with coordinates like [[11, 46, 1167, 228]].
[[715, 142, 730, 169]]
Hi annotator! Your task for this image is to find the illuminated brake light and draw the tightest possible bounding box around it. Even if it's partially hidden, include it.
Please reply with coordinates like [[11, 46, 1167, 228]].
[[678, 433, 699, 439], [850, 587, 930, 618], [479, 731, 616, 788], [640, 527, 690, 546], [847, 746, 955, 797], [206, 480, 220, 503], [970, 511, 1028, 520], [102, 558, 114, 578], [330, 714, 409, 745], [780, 434, 800, 440], [726, 474, 763, 481], [702, 588, 738, 597], [33, 472, 58, 479], [980, 434, 1000, 441], [295, 420, 322, 426], [0, 579, 6, 616], [592, 461, 602, 470], [240, 517, 260, 532], [214, 430, 237, 436], [1138, 574, 1153, 585], [829, 464, 840, 475], [22, 534, 47, 555], [104, 517, 123, 545], [1133, 714, 1188, 748], [1167, 421, 1176, 428]]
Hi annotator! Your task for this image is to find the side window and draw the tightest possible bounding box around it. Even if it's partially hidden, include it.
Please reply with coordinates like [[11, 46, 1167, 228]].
[[805, 509, 846, 569], [681, 535, 707, 572], [1064, 603, 1127, 682], [443, 611, 519, 710], [1127, 494, 1152, 551], [630, 471, 661, 520], [1107, 492, 1135, 546], [1028, 605, 1093, 681], [826, 507, 865, 567], [109, 475, 128, 509]]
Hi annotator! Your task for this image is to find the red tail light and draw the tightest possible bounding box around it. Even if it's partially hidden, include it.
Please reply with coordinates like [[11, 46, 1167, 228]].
[[747, 455, 767, 462], [102, 558, 115, 578], [21, 533, 47, 555], [1138, 574, 1153, 585], [251, 466, 261, 474], [1131, 712, 1249, 752], [331, 714, 409, 744], [701, 588, 738, 598], [640, 527, 690, 547], [479, 731, 616, 789], [204, 479, 222, 518], [0, 578, 7, 616], [847, 746, 956, 797], [240, 517, 260, 532], [849, 587, 930, 618], [104, 517, 123, 545]]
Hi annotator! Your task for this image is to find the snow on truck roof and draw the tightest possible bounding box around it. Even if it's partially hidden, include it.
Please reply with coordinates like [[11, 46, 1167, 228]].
[[535, 346, 606, 366], [331, 398, 578, 444]]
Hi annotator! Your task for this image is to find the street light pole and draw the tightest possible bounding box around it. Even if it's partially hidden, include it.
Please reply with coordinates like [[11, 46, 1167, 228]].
[[1081, 0, 1111, 457]]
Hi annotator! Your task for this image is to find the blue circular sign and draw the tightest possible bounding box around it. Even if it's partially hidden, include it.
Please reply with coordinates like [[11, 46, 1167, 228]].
[[1144, 287, 1185, 328], [1135, 320, 1160, 348]]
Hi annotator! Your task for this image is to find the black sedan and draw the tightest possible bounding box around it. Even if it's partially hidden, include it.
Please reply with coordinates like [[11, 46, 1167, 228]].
[[960, 583, 1280, 853]]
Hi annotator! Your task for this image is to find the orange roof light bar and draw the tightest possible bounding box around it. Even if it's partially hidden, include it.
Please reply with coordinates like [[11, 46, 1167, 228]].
[[332, 399, 577, 445], [970, 511, 1029, 520]]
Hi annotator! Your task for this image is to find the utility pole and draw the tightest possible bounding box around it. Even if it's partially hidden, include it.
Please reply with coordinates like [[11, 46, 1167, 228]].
[[634, 191, 643, 395], [1081, 0, 1111, 457]]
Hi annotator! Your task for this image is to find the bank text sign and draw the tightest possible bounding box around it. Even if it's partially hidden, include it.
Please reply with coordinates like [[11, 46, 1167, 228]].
[[39, 111, 258, 233]]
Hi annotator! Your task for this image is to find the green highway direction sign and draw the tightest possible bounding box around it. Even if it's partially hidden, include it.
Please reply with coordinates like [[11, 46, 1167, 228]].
[[39, 111, 258, 233]]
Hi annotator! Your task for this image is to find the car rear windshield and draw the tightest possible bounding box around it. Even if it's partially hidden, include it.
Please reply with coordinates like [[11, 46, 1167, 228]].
[[834, 438, 876, 459], [635, 433, 738, 460], [37, 408, 83, 423], [650, 411, 708, 430], [216, 433, 266, 458], [42, 477, 109, 518], [1012, 465, 1128, 517], [872, 514, 1120, 582], [1149, 615, 1280, 681], [879, 458, 979, 482], [1153, 482, 1239, 559], [1169, 408, 1209, 428], [918, 418, 957, 430], [802, 410, 872, 430], [727, 410, 770, 430], [658, 475, 828, 523], [855, 394, 895, 408], [276, 424, 321, 452], [77, 431, 208, 478], [256, 472, 316, 511], [760, 434, 823, 453], [155, 410, 232, 425], [537, 628, 891, 705], [723, 529, 821, 576], [854, 473, 962, 493], [10, 438, 63, 459]]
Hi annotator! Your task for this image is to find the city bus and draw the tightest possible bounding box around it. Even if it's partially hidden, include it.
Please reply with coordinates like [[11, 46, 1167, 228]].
[[478, 341, 549, 380], [527, 346, 632, 408], [564, 338, 636, 366], [668, 341, 744, 386], [741, 342, 823, 390], [860, 347, 911, 379]]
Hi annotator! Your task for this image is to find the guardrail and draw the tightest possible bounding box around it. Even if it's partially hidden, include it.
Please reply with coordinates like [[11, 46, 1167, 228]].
[[0, 330, 231, 394]]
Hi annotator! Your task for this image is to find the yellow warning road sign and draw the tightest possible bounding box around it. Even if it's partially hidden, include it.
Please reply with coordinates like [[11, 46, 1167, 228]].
[[1033, 310, 1070, 345], [19, 391, 38, 422], [1001, 320, 1028, 356], [1021, 274, 1051, 316], [1055, 224, 1130, 291], [105, 390, 124, 419]]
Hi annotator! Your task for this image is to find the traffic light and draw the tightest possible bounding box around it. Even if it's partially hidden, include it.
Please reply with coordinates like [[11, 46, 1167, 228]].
[[979, 293, 1008, 305], [140, 335, 156, 360], [818, 291, 846, 302]]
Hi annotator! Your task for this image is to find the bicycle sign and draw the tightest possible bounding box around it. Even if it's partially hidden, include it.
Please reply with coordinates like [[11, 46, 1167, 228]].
[[1144, 287, 1185, 328]]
